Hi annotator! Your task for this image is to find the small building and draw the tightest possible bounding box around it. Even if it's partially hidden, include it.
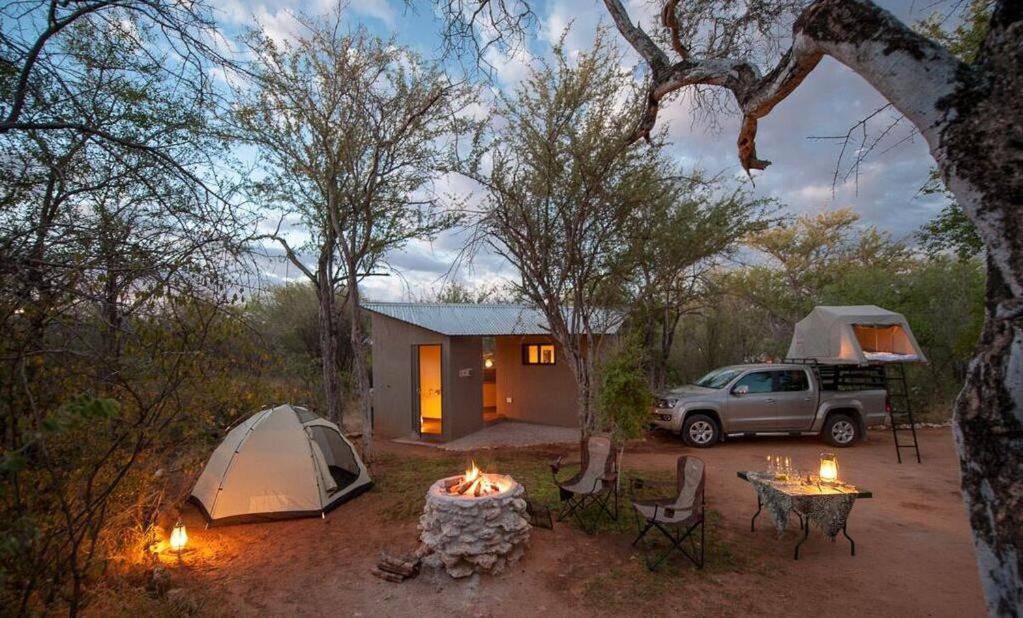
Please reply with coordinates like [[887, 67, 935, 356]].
[[364, 302, 619, 442]]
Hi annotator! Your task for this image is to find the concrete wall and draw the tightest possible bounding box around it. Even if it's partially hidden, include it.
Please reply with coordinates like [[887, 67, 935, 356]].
[[370, 313, 484, 441], [370, 313, 446, 439], [372, 311, 613, 439], [446, 336, 484, 439], [494, 335, 581, 427]]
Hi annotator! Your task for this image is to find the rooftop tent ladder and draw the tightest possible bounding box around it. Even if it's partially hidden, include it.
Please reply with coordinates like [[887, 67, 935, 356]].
[[884, 362, 921, 464]]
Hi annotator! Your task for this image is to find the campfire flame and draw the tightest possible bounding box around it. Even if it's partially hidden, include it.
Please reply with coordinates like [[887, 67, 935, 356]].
[[447, 460, 502, 497]]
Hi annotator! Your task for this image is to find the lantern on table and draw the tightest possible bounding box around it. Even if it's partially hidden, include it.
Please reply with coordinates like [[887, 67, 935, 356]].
[[819, 453, 839, 484], [169, 519, 188, 553]]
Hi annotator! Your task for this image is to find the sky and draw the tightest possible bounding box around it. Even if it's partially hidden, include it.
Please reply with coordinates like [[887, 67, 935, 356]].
[[214, 0, 953, 302]]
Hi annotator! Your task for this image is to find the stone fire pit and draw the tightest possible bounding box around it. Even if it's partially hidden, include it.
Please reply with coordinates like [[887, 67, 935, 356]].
[[418, 465, 530, 578]]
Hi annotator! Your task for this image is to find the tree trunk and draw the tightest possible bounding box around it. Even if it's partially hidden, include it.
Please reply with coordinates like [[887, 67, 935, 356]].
[[942, 4, 1023, 612], [575, 362, 595, 439], [316, 246, 343, 425], [954, 259, 1023, 615], [346, 273, 373, 461]]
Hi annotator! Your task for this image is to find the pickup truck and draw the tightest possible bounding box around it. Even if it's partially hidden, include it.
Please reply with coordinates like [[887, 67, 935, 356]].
[[651, 363, 888, 448]]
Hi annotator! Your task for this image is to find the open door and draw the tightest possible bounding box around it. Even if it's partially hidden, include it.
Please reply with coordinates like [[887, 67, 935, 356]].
[[415, 344, 442, 435]]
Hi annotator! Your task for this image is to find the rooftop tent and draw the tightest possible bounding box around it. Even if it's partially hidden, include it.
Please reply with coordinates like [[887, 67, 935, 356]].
[[190, 405, 372, 525], [786, 305, 927, 365]]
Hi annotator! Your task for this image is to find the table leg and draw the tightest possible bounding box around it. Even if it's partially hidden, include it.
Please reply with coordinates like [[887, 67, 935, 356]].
[[751, 495, 762, 532], [793, 511, 805, 531], [794, 515, 811, 560], [842, 524, 856, 556]]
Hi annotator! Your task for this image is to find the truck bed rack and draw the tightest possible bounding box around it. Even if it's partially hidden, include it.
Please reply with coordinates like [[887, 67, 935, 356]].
[[784, 358, 921, 463]]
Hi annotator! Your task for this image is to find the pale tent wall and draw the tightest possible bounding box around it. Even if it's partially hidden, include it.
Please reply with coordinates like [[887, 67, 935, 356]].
[[787, 305, 927, 364], [190, 409, 273, 515], [201, 406, 322, 520], [190, 405, 372, 525]]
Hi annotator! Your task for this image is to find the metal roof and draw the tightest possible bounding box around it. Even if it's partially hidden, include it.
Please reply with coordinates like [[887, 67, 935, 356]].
[[362, 302, 621, 336]]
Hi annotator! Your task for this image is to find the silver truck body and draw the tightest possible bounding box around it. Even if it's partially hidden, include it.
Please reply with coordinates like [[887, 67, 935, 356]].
[[651, 363, 887, 444]]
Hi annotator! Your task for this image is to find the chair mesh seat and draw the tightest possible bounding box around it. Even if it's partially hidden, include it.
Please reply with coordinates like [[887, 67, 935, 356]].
[[557, 436, 612, 494]]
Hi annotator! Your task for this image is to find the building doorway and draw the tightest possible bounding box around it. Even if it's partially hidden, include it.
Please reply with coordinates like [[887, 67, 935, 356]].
[[415, 344, 442, 435], [482, 336, 498, 424]]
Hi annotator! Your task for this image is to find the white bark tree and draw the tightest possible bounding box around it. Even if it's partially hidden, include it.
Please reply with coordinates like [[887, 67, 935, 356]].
[[595, 0, 1022, 612]]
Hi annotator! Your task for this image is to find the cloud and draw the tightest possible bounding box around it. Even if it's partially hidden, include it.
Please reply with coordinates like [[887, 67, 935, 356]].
[[234, 0, 952, 300]]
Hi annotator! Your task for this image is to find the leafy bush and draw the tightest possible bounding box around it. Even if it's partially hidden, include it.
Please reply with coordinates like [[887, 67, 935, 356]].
[[596, 334, 652, 444]]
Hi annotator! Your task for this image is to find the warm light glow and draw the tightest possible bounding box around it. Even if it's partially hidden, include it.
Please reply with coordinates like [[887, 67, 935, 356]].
[[447, 460, 503, 497], [484, 358, 494, 369], [169, 520, 188, 553], [819, 454, 839, 483], [524, 343, 556, 365], [418, 345, 442, 434], [465, 460, 481, 482]]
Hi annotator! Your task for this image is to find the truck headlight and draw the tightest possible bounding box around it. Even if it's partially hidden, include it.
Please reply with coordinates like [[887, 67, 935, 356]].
[[655, 397, 678, 409]]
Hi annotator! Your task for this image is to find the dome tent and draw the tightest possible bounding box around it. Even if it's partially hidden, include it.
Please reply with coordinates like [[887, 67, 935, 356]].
[[786, 305, 927, 365], [190, 405, 372, 525]]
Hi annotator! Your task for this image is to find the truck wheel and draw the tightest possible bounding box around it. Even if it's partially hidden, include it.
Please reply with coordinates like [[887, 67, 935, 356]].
[[682, 414, 719, 448], [822, 414, 860, 447]]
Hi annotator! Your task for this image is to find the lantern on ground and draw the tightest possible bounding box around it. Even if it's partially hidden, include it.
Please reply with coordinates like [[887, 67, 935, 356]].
[[819, 453, 839, 484], [169, 519, 188, 553]]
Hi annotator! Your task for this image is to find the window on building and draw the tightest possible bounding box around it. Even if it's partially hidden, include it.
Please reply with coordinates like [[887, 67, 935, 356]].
[[522, 343, 556, 365]]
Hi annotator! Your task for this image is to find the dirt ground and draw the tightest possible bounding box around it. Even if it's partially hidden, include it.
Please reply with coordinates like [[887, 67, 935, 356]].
[[167, 427, 985, 617]]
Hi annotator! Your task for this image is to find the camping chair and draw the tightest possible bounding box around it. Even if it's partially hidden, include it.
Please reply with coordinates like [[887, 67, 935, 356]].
[[550, 434, 619, 534], [630, 456, 706, 571]]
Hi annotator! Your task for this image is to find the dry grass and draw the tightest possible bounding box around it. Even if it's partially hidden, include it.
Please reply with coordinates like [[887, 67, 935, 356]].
[[579, 509, 758, 611], [86, 582, 227, 617], [370, 446, 760, 615], [370, 448, 564, 520]]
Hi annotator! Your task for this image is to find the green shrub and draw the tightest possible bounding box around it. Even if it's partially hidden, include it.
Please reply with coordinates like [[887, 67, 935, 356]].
[[596, 334, 652, 444]]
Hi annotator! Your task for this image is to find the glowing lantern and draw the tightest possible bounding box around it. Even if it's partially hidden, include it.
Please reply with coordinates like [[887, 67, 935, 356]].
[[484, 358, 494, 369], [169, 519, 188, 553], [819, 453, 839, 484]]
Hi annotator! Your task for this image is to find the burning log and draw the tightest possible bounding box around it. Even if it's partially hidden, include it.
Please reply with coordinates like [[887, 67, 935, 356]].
[[446, 461, 502, 497], [449, 477, 476, 495]]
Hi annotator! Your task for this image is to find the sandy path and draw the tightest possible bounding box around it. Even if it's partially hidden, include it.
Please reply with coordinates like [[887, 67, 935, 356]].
[[173, 428, 985, 617]]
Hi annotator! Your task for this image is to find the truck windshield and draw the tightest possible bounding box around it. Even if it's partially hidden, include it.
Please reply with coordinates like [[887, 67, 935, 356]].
[[694, 368, 744, 389]]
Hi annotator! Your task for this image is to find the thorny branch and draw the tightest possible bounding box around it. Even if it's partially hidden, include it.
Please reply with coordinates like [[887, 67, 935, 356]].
[[601, 0, 964, 175]]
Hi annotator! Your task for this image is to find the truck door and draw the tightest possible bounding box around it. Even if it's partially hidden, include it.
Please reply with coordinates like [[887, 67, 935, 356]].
[[769, 369, 817, 431], [726, 371, 777, 432]]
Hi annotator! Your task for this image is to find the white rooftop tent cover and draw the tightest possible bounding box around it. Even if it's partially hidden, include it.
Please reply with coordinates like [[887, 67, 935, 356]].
[[787, 305, 928, 365], [190, 405, 372, 525]]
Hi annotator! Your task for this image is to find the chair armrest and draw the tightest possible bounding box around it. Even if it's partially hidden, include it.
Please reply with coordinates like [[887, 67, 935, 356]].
[[550, 456, 581, 475]]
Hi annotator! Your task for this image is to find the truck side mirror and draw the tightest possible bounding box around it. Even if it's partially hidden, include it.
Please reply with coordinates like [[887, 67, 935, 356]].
[[733, 385, 749, 396]]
